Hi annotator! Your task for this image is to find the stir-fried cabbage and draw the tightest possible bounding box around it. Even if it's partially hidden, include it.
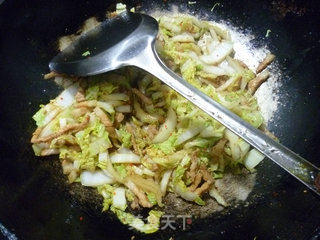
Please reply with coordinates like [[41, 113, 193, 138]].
[[31, 10, 274, 234], [111, 207, 163, 234]]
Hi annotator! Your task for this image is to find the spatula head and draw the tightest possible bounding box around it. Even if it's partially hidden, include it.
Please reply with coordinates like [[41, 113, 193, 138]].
[[49, 12, 158, 76]]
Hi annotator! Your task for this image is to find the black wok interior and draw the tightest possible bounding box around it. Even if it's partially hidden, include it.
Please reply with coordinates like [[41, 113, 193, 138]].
[[0, 0, 319, 239]]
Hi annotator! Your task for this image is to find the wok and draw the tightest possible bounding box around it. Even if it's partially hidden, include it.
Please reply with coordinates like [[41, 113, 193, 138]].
[[0, 0, 319, 239]]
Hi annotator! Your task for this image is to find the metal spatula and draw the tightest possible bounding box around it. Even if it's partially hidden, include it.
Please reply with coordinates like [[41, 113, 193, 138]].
[[49, 11, 320, 195]]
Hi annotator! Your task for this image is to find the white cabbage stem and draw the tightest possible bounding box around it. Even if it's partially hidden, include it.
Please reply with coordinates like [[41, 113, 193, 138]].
[[112, 187, 127, 211], [209, 187, 228, 207], [200, 42, 233, 65], [115, 105, 131, 113], [80, 170, 114, 186], [103, 93, 129, 101], [171, 32, 195, 43], [202, 65, 228, 76], [160, 170, 173, 194], [176, 125, 204, 145], [244, 149, 265, 170], [173, 184, 198, 201], [110, 150, 141, 164], [55, 83, 79, 108], [153, 108, 177, 143]]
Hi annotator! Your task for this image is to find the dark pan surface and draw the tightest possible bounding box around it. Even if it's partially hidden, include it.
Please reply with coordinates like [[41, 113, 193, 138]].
[[0, 0, 319, 239]]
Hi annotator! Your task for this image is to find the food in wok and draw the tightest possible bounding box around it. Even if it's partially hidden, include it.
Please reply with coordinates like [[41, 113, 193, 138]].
[[31, 5, 275, 233]]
